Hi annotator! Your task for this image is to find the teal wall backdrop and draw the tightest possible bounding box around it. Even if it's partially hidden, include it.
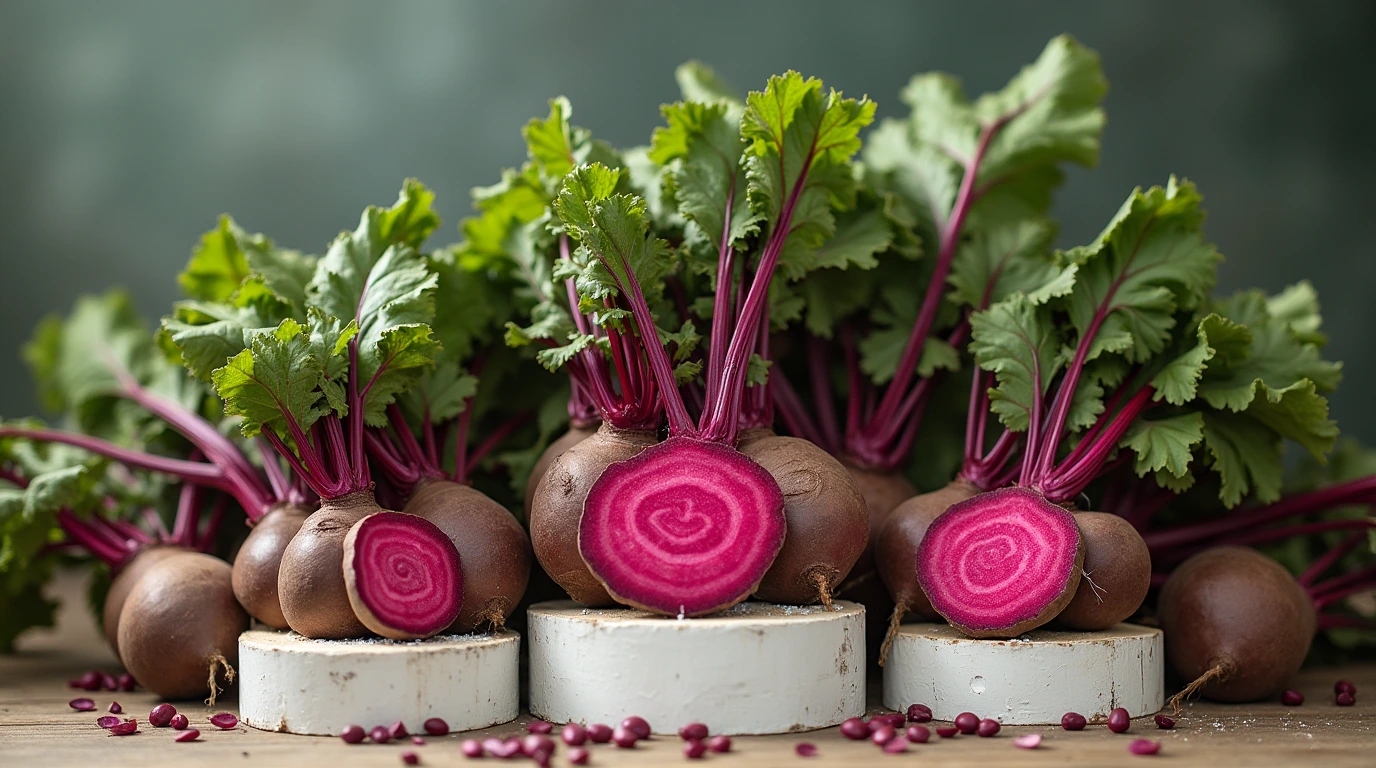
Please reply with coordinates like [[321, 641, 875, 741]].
[[1, 0, 1372, 443]]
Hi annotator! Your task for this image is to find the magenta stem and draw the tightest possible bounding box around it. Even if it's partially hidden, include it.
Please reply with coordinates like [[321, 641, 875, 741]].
[[772, 373, 827, 447], [1317, 614, 1376, 631], [0, 426, 233, 488], [196, 494, 228, 552], [1039, 385, 1156, 502], [1299, 531, 1370, 587], [805, 334, 841, 453], [55, 511, 126, 567], [1313, 577, 1376, 611], [463, 411, 533, 481], [1227, 518, 1375, 549], [1310, 563, 1376, 601]]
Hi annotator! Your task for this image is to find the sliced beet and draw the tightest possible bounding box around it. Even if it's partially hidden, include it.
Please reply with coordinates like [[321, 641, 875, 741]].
[[342, 511, 463, 640], [1056, 511, 1152, 630], [231, 502, 311, 629], [278, 493, 376, 638], [530, 424, 657, 606], [579, 437, 786, 616], [916, 486, 1084, 638]]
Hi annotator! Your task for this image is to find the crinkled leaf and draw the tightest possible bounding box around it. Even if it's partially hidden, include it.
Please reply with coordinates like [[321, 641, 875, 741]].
[[675, 60, 742, 104], [1201, 409, 1286, 506], [1122, 412, 1205, 480], [969, 294, 1062, 431], [212, 318, 352, 439], [651, 100, 758, 263], [948, 219, 1066, 309]]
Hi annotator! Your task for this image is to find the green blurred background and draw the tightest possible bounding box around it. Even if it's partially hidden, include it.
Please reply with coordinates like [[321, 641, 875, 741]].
[[1, 0, 1372, 443]]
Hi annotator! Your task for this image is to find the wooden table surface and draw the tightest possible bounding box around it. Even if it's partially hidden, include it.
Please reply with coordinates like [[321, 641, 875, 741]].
[[2, 572, 1372, 767]]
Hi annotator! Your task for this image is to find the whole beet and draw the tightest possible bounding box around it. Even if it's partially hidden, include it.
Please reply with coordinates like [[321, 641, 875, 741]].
[[1057, 512, 1152, 630], [840, 458, 917, 578], [739, 430, 868, 606], [277, 492, 375, 638], [524, 423, 599, 515], [231, 503, 311, 629], [102, 545, 186, 654], [530, 424, 657, 606], [1158, 547, 1315, 704]]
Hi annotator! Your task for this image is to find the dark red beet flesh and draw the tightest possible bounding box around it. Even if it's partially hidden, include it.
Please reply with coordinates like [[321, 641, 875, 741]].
[[916, 487, 1084, 638], [117, 551, 247, 701], [1158, 546, 1315, 704], [737, 432, 867, 607], [530, 424, 657, 606], [342, 511, 463, 640], [1056, 511, 1152, 630], [102, 546, 187, 654], [277, 492, 376, 638], [405, 479, 530, 632], [525, 423, 599, 515], [579, 437, 786, 616], [231, 503, 311, 629]]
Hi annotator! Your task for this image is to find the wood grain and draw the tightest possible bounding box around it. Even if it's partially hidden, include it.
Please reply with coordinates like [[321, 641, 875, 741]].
[[1, 571, 1372, 766]]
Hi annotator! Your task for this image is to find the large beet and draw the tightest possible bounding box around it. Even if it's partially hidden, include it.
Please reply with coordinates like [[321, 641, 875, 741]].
[[102, 545, 187, 654], [840, 459, 917, 578], [524, 424, 599, 515], [277, 492, 377, 639], [530, 424, 658, 606], [231, 503, 311, 629], [1158, 546, 1315, 704], [740, 431, 868, 607], [1056, 511, 1151, 630], [875, 479, 979, 623]]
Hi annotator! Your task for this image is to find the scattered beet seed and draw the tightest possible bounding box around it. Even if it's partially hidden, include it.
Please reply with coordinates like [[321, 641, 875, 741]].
[[423, 717, 448, 736], [612, 725, 638, 748], [1129, 739, 1161, 756], [795, 742, 818, 757], [587, 723, 613, 743], [522, 734, 554, 757], [1281, 689, 1304, 706], [73, 671, 101, 690], [341, 725, 366, 744], [412, 736, 425, 746], [460, 739, 483, 757], [679, 722, 708, 741], [118, 674, 137, 692], [871, 725, 896, 745], [210, 713, 238, 730], [108, 701, 122, 714], [1012, 734, 1042, 749], [684, 739, 708, 759], [401, 751, 420, 766], [621, 715, 651, 739], [883, 737, 908, 754], [1062, 712, 1087, 730], [936, 726, 958, 738], [171, 714, 189, 730], [1108, 708, 1131, 733], [568, 746, 590, 765], [109, 719, 138, 736], [708, 735, 731, 753], [1154, 715, 1175, 730], [1337, 692, 1355, 706], [906, 703, 933, 723], [387, 720, 408, 740], [149, 704, 176, 727], [954, 712, 979, 735], [102, 673, 118, 691], [97, 716, 121, 729], [370, 726, 391, 744], [905, 725, 929, 743], [69, 698, 96, 711], [483, 737, 521, 759], [562, 723, 587, 746], [1334, 679, 1356, 696], [977, 718, 1001, 737], [840, 717, 868, 740], [175, 729, 200, 743], [527, 719, 552, 734]]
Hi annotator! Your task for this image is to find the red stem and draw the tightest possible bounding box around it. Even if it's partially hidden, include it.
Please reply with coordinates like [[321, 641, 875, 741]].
[[1299, 531, 1370, 587], [0, 426, 233, 489], [1225, 518, 1375, 549], [806, 334, 841, 453], [1317, 614, 1376, 631], [463, 411, 533, 481], [55, 511, 127, 567], [1144, 476, 1376, 551], [1313, 578, 1376, 611], [1039, 385, 1156, 502], [1310, 564, 1376, 601], [705, 188, 737, 410], [772, 373, 827, 447], [196, 495, 227, 552]]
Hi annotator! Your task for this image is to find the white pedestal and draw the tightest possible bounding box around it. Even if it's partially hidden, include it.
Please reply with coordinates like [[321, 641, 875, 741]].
[[528, 600, 864, 735], [883, 622, 1163, 724], [237, 630, 520, 735]]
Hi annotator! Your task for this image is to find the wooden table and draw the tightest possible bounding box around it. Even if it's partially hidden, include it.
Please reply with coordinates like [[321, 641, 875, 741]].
[[2, 572, 1372, 766]]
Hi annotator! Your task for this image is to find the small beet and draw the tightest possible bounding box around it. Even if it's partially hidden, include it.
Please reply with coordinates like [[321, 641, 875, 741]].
[[210, 712, 238, 729], [679, 722, 708, 741], [118, 673, 137, 692], [562, 723, 587, 746], [69, 698, 96, 711], [75, 671, 101, 690], [977, 718, 1001, 737], [1012, 733, 1042, 749], [341, 725, 366, 744], [149, 703, 176, 727], [401, 751, 420, 766], [1108, 708, 1131, 733], [954, 712, 979, 735], [1154, 715, 1175, 730], [795, 742, 818, 757], [171, 713, 189, 730], [906, 703, 933, 723], [527, 719, 553, 734], [412, 736, 425, 746], [1337, 692, 1355, 706], [97, 716, 121, 729], [102, 673, 119, 691], [1129, 739, 1161, 756], [568, 746, 590, 765], [621, 715, 651, 739], [460, 739, 483, 757], [1062, 712, 1087, 730], [883, 737, 908, 754], [707, 735, 731, 753], [110, 719, 138, 736], [905, 725, 929, 743], [612, 725, 638, 748], [936, 726, 958, 738], [109, 701, 123, 714], [871, 725, 896, 745], [586, 723, 613, 743], [522, 734, 554, 757], [882, 713, 907, 729], [1281, 689, 1304, 706], [175, 728, 200, 742], [840, 717, 868, 740], [1335, 679, 1356, 696], [371, 726, 392, 744], [423, 717, 448, 736], [388, 720, 409, 740], [684, 739, 707, 759]]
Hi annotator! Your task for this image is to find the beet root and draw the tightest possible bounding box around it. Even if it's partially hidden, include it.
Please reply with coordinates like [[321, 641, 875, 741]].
[[102, 545, 188, 655], [277, 492, 376, 639], [739, 432, 867, 607], [579, 437, 786, 616], [116, 551, 248, 701], [406, 479, 531, 631], [343, 511, 464, 640], [231, 503, 311, 629], [530, 424, 657, 606], [524, 423, 599, 516], [1056, 512, 1151, 630], [916, 486, 1084, 638], [1158, 546, 1315, 707], [839, 458, 916, 579]]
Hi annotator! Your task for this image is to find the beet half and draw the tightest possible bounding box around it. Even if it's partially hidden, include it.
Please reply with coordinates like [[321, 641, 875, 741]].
[[231, 502, 312, 629], [277, 491, 377, 639], [578, 437, 787, 616], [916, 486, 1084, 638], [739, 431, 868, 607], [1056, 511, 1151, 630], [342, 511, 464, 639], [530, 424, 657, 606]]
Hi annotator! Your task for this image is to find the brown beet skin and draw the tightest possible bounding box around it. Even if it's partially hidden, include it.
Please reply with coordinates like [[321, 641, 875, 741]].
[[530, 424, 657, 606], [407, 479, 531, 631], [277, 491, 378, 639], [874, 479, 979, 621], [1158, 546, 1316, 702], [102, 545, 187, 654], [524, 424, 599, 516], [839, 458, 917, 578], [740, 431, 868, 605], [1056, 512, 1152, 630], [117, 551, 248, 700], [231, 503, 312, 629]]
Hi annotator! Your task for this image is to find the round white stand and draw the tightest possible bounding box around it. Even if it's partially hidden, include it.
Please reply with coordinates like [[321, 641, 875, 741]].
[[238, 630, 520, 735], [883, 622, 1164, 724], [528, 600, 864, 735]]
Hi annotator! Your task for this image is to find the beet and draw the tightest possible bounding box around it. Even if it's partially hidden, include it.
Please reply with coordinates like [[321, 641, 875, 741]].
[[1056, 512, 1151, 630], [839, 459, 915, 577], [231, 503, 311, 629], [916, 487, 1084, 638], [739, 431, 867, 607], [1158, 547, 1315, 705], [579, 437, 787, 616], [102, 546, 187, 654], [524, 423, 599, 514], [277, 493, 375, 639], [117, 551, 247, 701], [342, 511, 464, 640], [530, 424, 657, 606], [405, 479, 530, 632]]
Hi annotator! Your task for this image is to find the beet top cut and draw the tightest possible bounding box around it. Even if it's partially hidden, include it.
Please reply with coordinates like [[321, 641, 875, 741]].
[[580, 437, 786, 615], [343, 511, 464, 639]]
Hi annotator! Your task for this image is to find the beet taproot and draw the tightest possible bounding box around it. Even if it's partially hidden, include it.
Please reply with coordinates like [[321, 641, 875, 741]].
[[1056, 511, 1152, 630], [277, 492, 376, 639], [231, 502, 311, 629]]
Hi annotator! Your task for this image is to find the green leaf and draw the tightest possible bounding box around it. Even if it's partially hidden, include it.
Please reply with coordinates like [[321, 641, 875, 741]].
[[1122, 412, 1205, 480], [746, 353, 772, 387], [523, 97, 580, 179], [651, 100, 758, 259], [534, 333, 593, 372], [1265, 280, 1327, 347], [1201, 409, 1286, 506], [554, 165, 675, 302], [948, 219, 1066, 309], [675, 61, 743, 104], [969, 294, 1062, 431], [179, 216, 258, 302], [212, 317, 352, 439]]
